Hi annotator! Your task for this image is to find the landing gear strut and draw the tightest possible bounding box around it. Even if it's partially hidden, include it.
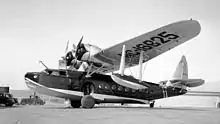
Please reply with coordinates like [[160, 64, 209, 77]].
[[149, 101, 155, 108], [81, 83, 95, 108]]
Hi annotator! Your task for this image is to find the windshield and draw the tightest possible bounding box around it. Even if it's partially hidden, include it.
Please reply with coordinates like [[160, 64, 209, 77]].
[[41, 69, 52, 74]]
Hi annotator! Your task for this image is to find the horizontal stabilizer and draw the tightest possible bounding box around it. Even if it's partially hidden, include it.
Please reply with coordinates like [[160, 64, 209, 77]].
[[183, 79, 204, 87], [167, 55, 204, 88], [185, 91, 220, 97], [170, 79, 204, 88]]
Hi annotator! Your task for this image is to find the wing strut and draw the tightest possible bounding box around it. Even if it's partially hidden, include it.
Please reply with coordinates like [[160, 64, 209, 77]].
[[119, 45, 126, 76], [138, 51, 144, 82], [111, 45, 148, 89]]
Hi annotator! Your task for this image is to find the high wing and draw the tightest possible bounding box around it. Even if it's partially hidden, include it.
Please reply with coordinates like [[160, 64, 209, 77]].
[[93, 20, 201, 73]]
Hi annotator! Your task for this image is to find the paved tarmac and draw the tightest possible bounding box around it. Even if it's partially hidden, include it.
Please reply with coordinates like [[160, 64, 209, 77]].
[[0, 104, 220, 124]]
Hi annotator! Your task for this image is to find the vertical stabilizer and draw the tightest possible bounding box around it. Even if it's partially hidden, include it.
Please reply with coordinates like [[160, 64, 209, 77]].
[[173, 55, 188, 80]]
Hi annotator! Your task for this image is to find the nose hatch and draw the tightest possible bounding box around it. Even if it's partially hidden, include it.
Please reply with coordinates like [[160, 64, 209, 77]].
[[24, 72, 39, 83]]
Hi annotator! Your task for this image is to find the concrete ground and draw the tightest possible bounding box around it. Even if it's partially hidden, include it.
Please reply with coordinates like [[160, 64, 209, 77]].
[[0, 104, 220, 124]]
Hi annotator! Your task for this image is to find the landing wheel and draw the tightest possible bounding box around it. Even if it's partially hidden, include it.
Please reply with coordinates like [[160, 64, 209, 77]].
[[149, 101, 155, 108], [70, 101, 81, 108], [81, 95, 95, 109], [216, 102, 220, 108]]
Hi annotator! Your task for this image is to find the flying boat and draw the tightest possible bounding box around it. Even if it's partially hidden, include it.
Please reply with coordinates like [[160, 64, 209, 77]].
[[24, 19, 204, 108]]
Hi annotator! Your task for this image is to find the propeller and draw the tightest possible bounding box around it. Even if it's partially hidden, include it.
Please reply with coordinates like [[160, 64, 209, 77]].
[[75, 36, 84, 59], [65, 40, 69, 55], [59, 37, 85, 70], [61, 40, 74, 67], [61, 40, 69, 60], [77, 36, 84, 49], [62, 38, 84, 68]]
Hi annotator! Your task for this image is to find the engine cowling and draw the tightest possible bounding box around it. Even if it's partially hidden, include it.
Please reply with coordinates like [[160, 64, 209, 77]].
[[65, 51, 74, 66], [76, 43, 102, 62], [62, 51, 82, 69]]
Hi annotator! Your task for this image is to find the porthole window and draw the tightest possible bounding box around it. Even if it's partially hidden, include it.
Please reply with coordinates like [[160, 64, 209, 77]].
[[131, 89, 136, 93], [118, 86, 123, 92], [98, 84, 104, 89], [125, 87, 130, 92], [105, 84, 110, 90], [111, 85, 116, 90], [139, 89, 144, 92], [144, 89, 148, 93]]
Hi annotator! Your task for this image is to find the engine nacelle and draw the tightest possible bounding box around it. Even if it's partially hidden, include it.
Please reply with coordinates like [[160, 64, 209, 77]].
[[76, 43, 102, 63], [61, 51, 82, 70]]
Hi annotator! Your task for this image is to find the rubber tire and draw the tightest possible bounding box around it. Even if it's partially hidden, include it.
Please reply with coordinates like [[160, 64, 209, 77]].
[[81, 95, 95, 109], [149, 102, 155, 108], [70, 101, 81, 108], [216, 102, 220, 108]]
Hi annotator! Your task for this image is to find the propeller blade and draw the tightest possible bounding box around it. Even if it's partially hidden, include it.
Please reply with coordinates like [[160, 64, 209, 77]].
[[76, 36, 84, 59], [77, 36, 83, 48], [65, 40, 69, 54]]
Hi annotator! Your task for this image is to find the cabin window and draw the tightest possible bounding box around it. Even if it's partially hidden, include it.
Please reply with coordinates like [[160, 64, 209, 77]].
[[98, 84, 105, 89], [131, 89, 136, 93], [118, 86, 123, 92], [111, 85, 116, 90], [144, 89, 148, 93], [104, 84, 110, 90], [139, 89, 144, 92], [125, 87, 130, 92]]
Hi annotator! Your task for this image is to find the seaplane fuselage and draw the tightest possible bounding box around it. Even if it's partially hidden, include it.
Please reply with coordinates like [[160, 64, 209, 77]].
[[24, 68, 186, 106]]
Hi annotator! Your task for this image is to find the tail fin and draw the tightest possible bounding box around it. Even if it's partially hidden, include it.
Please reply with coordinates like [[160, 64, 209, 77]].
[[172, 55, 188, 80]]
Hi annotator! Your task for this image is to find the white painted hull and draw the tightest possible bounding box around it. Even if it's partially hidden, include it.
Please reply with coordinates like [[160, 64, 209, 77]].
[[25, 77, 149, 104]]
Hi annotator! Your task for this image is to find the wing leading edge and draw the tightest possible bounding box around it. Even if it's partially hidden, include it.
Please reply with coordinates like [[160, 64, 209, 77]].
[[94, 19, 201, 73]]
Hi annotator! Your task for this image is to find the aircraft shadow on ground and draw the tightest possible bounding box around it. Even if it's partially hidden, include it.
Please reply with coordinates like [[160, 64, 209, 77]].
[[43, 105, 208, 112], [0, 105, 24, 109], [96, 106, 208, 111]]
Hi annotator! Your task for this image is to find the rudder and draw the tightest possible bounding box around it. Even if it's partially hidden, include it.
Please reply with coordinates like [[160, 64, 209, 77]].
[[172, 55, 188, 80]]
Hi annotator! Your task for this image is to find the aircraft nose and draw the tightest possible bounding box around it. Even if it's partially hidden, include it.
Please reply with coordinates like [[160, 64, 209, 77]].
[[24, 72, 39, 85], [200, 79, 205, 85]]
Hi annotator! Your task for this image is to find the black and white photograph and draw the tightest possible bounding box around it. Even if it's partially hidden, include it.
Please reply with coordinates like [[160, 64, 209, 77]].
[[0, 0, 220, 124]]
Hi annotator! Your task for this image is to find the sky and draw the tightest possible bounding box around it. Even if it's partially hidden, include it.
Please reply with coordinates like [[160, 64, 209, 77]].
[[0, 0, 220, 89]]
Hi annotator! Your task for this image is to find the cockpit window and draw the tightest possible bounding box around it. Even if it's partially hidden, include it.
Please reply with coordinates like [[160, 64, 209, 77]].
[[51, 71, 59, 76], [41, 69, 67, 76], [41, 69, 52, 74]]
